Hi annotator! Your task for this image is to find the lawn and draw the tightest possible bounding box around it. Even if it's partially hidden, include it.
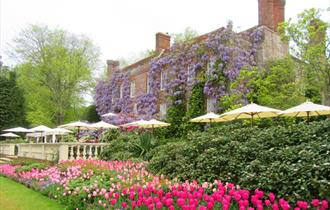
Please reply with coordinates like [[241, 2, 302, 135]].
[[0, 176, 64, 210]]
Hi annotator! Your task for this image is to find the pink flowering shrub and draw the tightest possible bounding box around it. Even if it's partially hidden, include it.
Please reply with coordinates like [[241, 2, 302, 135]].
[[0, 160, 328, 210]]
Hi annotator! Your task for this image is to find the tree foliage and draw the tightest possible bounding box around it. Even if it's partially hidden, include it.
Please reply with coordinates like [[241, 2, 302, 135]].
[[171, 27, 199, 44], [9, 24, 100, 126], [242, 57, 306, 109], [82, 105, 100, 123], [0, 67, 26, 131], [279, 8, 330, 105]]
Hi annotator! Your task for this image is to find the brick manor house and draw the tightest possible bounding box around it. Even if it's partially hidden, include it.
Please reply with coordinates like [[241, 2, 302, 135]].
[[97, 0, 289, 121]]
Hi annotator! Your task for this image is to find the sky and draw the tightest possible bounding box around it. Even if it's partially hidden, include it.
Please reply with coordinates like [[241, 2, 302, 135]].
[[0, 0, 329, 68]]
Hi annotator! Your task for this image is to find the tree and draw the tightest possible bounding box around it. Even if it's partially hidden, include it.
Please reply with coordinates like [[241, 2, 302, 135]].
[[171, 27, 199, 44], [279, 8, 330, 105], [0, 67, 27, 130], [245, 57, 305, 109], [223, 57, 306, 113], [9, 24, 100, 126], [83, 105, 100, 123], [118, 49, 155, 67]]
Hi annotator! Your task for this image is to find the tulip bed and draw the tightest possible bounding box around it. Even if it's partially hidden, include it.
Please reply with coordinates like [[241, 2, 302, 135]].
[[0, 160, 328, 210]]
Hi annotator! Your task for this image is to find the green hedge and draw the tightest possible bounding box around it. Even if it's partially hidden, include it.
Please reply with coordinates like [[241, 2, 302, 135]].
[[100, 131, 181, 161], [147, 120, 330, 201]]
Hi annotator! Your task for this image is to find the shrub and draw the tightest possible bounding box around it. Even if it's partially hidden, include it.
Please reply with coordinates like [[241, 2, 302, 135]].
[[100, 129, 121, 142], [15, 162, 48, 173], [100, 132, 176, 161], [99, 132, 137, 160], [10, 157, 53, 166], [148, 120, 330, 201]]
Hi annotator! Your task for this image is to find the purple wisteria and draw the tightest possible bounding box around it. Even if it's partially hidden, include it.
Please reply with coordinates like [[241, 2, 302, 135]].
[[95, 23, 264, 121], [95, 71, 134, 124]]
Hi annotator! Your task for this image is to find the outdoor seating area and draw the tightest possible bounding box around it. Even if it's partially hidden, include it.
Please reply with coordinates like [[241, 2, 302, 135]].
[[190, 101, 330, 124], [1, 101, 329, 162]]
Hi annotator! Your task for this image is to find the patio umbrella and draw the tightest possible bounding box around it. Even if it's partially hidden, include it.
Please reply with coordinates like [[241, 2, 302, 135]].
[[219, 103, 282, 125], [51, 128, 72, 134], [0, 132, 20, 138], [90, 121, 118, 141], [120, 120, 149, 128], [145, 119, 170, 129], [102, 112, 117, 117], [279, 101, 330, 122], [190, 112, 227, 123], [59, 121, 92, 130], [121, 119, 170, 135], [121, 119, 170, 129], [49, 128, 72, 143], [28, 125, 53, 132], [90, 121, 119, 129], [59, 121, 93, 140], [28, 125, 53, 143], [3, 127, 30, 133]]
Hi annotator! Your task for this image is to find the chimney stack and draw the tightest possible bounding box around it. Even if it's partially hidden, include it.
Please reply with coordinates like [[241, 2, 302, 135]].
[[258, 0, 285, 32], [106, 60, 120, 77], [155, 32, 171, 53]]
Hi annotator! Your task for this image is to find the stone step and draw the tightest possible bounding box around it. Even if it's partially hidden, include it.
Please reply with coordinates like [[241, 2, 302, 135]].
[[0, 157, 12, 161], [6, 155, 18, 159]]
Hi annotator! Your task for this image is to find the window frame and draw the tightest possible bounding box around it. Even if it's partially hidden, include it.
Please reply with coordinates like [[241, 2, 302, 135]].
[[160, 71, 167, 91], [119, 83, 124, 98], [130, 81, 136, 98], [159, 103, 167, 119]]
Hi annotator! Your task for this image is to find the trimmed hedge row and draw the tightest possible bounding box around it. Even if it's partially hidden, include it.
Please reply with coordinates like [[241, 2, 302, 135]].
[[147, 120, 330, 201]]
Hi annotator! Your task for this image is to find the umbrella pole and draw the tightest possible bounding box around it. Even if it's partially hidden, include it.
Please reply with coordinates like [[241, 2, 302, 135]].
[[251, 114, 254, 127], [99, 127, 103, 142], [307, 111, 310, 124], [77, 127, 80, 141]]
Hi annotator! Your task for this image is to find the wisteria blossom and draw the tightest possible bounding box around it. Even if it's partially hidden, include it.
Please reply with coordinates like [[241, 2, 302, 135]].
[[95, 23, 264, 121]]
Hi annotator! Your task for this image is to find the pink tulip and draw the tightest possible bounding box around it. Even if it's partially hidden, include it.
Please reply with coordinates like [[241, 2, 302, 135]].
[[122, 202, 127, 209], [297, 201, 308, 209], [110, 199, 116, 205], [321, 200, 329, 209], [156, 202, 162, 209], [272, 203, 279, 210], [177, 198, 185, 206], [269, 193, 275, 202], [311, 199, 320, 207]]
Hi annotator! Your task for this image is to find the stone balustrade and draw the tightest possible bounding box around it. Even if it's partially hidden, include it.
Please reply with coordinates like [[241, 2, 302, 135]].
[[0, 143, 109, 162], [0, 144, 16, 156], [58, 143, 108, 161]]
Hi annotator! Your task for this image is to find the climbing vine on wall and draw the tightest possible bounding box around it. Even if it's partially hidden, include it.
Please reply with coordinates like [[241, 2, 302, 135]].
[[95, 22, 264, 123], [143, 22, 263, 115], [95, 71, 134, 124], [186, 82, 206, 119]]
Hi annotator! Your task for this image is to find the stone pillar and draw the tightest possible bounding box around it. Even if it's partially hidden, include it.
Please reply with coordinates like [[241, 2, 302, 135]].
[[59, 144, 69, 162]]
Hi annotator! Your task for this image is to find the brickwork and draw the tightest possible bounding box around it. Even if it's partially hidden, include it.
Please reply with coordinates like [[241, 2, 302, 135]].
[[257, 26, 289, 66], [156, 33, 171, 53], [258, 0, 285, 31], [105, 0, 289, 116]]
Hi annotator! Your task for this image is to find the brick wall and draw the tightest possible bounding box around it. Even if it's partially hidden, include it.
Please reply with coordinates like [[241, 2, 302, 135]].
[[105, 0, 289, 118], [258, 0, 285, 32], [257, 26, 289, 66]]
